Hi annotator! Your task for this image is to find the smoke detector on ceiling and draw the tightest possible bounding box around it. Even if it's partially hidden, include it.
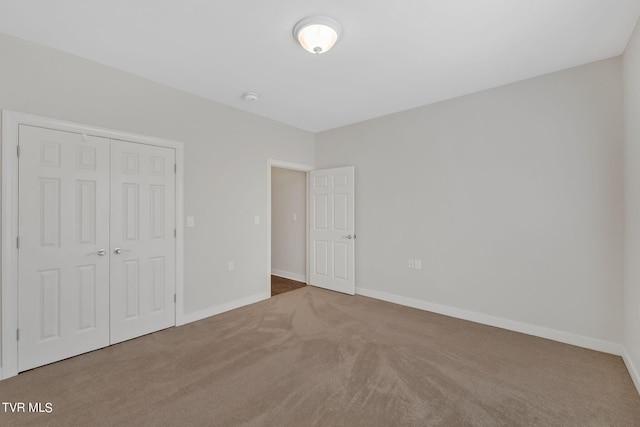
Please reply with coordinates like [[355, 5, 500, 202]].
[[242, 91, 259, 102]]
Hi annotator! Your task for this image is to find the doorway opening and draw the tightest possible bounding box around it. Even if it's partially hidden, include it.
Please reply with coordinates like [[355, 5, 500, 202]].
[[267, 160, 313, 297]]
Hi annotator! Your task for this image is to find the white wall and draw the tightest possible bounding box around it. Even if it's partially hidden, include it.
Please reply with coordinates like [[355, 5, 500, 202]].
[[271, 167, 306, 281], [624, 17, 640, 388], [316, 58, 624, 347], [0, 33, 315, 367]]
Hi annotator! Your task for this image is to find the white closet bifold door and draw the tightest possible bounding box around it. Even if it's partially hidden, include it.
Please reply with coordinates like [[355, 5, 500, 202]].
[[109, 140, 176, 344], [17, 127, 177, 372], [18, 125, 111, 372]]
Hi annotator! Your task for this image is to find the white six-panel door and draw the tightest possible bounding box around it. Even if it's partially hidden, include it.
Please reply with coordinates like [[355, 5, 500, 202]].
[[18, 125, 111, 371], [17, 126, 176, 371], [110, 140, 176, 344], [309, 166, 355, 295]]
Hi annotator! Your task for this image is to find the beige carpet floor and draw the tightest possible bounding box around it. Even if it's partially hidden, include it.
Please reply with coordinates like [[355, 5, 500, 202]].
[[0, 286, 639, 426]]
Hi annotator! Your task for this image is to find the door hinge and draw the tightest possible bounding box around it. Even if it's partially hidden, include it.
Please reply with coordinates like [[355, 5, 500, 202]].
[[16, 236, 19, 249], [16, 328, 19, 341], [16, 145, 20, 157], [174, 164, 177, 173], [174, 229, 176, 238], [174, 294, 176, 303]]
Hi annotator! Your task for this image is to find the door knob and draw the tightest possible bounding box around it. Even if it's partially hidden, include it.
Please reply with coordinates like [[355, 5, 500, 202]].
[[114, 248, 123, 254], [342, 234, 354, 239], [96, 249, 106, 256]]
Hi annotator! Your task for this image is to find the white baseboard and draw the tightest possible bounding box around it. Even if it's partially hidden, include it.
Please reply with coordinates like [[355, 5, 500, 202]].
[[356, 287, 624, 356], [622, 348, 640, 395], [177, 291, 270, 326], [271, 269, 306, 283]]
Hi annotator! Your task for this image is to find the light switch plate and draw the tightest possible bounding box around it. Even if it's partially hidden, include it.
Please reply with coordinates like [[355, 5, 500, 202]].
[[254, 215, 260, 225], [186, 216, 195, 227]]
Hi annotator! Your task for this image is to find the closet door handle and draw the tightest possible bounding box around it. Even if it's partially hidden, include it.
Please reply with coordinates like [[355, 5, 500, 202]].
[[114, 248, 123, 255], [96, 249, 106, 256]]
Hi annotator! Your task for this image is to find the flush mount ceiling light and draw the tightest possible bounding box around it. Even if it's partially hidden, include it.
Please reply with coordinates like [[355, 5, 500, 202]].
[[293, 16, 342, 54]]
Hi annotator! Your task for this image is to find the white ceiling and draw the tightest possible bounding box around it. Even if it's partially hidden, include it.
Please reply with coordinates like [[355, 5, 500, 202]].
[[1, 0, 639, 133]]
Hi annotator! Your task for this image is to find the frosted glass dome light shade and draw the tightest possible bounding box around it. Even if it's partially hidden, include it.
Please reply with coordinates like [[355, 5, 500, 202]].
[[293, 16, 342, 54]]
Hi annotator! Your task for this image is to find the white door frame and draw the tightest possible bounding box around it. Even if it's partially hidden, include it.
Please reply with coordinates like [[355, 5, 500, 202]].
[[267, 159, 313, 294], [1, 110, 185, 379]]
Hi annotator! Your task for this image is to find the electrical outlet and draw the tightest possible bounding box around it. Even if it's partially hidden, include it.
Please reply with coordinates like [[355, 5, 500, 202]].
[[414, 259, 422, 270], [293, 213, 297, 222], [408, 259, 414, 269], [227, 261, 234, 271], [186, 216, 195, 227]]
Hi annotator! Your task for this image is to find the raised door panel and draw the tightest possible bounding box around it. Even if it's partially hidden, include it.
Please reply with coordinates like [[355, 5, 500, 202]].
[[309, 166, 355, 295], [18, 125, 110, 372], [110, 140, 176, 344]]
